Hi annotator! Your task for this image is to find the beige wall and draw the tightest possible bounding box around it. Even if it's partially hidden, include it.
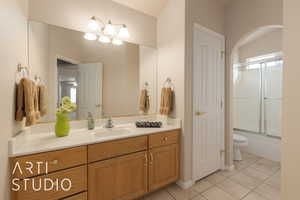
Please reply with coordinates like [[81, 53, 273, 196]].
[[225, 0, 283, 167], [139, 46, 158, 114], [0, 0, 28, 199], [282, 0, 300, 199], [29, 23, 141, 120], [28, 21, 49, 84], [157, 0, 186, 180], [28, 0, 157, 47], [238, 29, 283, 63]]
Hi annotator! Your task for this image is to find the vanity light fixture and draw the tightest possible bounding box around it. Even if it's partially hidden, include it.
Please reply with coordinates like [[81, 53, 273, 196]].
[[84, 32, 97, 41], [118, 25, 130, 39], [103, 20, 116, 36], [84, 16, 130, 45], [88, 16, 100, 32], [112, 38, 123, 46], [99, 35, 111, 43]]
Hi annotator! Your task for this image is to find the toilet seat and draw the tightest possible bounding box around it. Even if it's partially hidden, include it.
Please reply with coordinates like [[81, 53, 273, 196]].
[[234, 134, 247, 143]]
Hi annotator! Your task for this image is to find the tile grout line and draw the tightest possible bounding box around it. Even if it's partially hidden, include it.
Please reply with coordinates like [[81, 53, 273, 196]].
[[239, 157, 280, 200], [221, 156, 277, 200]]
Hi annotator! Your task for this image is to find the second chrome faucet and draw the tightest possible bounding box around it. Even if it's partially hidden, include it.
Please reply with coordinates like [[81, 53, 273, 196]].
[[105, 116, 114, 128]]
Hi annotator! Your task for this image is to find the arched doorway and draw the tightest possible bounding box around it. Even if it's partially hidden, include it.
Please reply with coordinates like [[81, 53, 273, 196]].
[[229, 25, 283, 163]]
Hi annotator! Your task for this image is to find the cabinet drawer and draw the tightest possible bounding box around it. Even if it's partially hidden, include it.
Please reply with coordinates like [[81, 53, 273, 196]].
[[88, 136, 148, 163], [149, 130, 180, 148], [11, 146, 87, 179], [61, 192, 87, 200], [12, 165, 87, 200]]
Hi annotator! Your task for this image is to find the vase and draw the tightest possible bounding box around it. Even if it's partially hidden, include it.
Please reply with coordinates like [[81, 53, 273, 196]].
[[55, 112, 70, 137]]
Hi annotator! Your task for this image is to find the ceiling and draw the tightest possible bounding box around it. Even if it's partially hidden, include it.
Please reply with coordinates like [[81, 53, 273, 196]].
[[112, 0, 230, 18], [112, 0, 168, 17]]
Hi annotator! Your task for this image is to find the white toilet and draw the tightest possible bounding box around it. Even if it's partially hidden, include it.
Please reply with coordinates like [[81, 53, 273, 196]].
[[233, 134, 248, 161]]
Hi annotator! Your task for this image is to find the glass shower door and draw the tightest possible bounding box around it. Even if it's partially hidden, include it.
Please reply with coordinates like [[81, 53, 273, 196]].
[[233, 64, 261, 133], [263, 60, 283, 137]]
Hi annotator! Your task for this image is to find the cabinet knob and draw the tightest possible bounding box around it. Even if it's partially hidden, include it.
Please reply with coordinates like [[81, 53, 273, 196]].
[[163, 137, 168, 141]]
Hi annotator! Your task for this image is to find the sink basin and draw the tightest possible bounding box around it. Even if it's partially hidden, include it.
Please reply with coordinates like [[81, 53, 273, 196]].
[[91, 128, 131, 137]]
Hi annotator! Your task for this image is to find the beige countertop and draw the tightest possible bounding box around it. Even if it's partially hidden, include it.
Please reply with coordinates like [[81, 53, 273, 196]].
[[9, 121, 181, 157]]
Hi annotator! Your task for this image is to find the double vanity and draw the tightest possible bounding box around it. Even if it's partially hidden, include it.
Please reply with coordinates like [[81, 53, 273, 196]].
[[10, 117, 181, 200], [10, 16, 180, 200]]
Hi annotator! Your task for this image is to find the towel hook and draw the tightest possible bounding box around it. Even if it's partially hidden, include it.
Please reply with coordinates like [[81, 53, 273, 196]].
[[34, 75, 41, 84], [16, 63, 29, 83], [144, 81, 149, 88]]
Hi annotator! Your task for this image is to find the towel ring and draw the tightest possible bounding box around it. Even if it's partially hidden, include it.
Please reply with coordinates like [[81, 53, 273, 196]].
[[163, 77, 174, 90], [144, 81, 149, 89]]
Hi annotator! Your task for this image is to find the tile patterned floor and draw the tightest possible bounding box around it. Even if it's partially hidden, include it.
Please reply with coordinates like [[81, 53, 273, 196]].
[[140, 152, 281, 200]]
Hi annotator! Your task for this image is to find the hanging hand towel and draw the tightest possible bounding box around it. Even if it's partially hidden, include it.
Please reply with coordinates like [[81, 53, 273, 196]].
[[139, 89, 150, 113], [38, 84, 48, 116], [23, 79, 37, 126], [15, 78, 38, 126], [34, 83, 40, 120], [15, 79, 25, 121], [159, 87, 173, 115]]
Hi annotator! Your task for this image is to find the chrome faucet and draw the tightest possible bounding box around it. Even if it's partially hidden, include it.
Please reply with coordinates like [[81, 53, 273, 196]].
[[105, 116, 114, 128]]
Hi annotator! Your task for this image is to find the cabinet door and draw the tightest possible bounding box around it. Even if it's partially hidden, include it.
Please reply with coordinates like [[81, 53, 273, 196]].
[[149, 144, 180, 191], [88, 151, 148, 200]]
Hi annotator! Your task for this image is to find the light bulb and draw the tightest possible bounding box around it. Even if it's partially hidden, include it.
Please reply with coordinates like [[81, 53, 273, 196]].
[[99, 35, 111, 43], [88, 16, 100, 31], [104, 21, 116, 36], [118, 25, 130, 39], [84, 32, 97, 41], [112, 38, 123, 46]]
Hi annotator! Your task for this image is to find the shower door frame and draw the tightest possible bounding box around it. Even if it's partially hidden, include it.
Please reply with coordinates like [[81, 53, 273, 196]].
[[233, 53, 283, 139]]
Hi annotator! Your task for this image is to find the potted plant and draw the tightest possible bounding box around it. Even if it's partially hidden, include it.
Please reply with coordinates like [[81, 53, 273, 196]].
[[55, 96, 77, 137]]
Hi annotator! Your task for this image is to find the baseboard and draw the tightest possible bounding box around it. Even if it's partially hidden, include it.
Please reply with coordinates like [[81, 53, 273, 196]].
[[176, 179, 195, 189]]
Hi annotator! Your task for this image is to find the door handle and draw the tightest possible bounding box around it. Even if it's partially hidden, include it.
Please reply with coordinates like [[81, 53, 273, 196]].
[[195, 111, 206, 116]]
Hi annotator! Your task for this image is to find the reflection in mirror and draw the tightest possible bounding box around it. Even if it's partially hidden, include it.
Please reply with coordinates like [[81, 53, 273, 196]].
[[29, 21, 157, 122]]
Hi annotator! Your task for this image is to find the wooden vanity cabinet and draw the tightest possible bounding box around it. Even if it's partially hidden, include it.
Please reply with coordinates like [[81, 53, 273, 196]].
[[88, 151, 148, 200], [10, 129, 180, 200], [149, 144, 179, 191]]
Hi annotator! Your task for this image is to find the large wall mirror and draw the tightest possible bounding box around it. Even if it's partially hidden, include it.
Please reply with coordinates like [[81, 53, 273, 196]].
[[28, 21, 158, 122]]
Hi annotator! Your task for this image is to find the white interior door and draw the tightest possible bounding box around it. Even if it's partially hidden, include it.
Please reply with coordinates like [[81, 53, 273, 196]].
[[77, 63, 103, 119], [192, 24, 225, 181]]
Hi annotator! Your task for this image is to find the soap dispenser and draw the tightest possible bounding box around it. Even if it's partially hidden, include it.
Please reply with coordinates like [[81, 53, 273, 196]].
[[87, 112, 95, 130]]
